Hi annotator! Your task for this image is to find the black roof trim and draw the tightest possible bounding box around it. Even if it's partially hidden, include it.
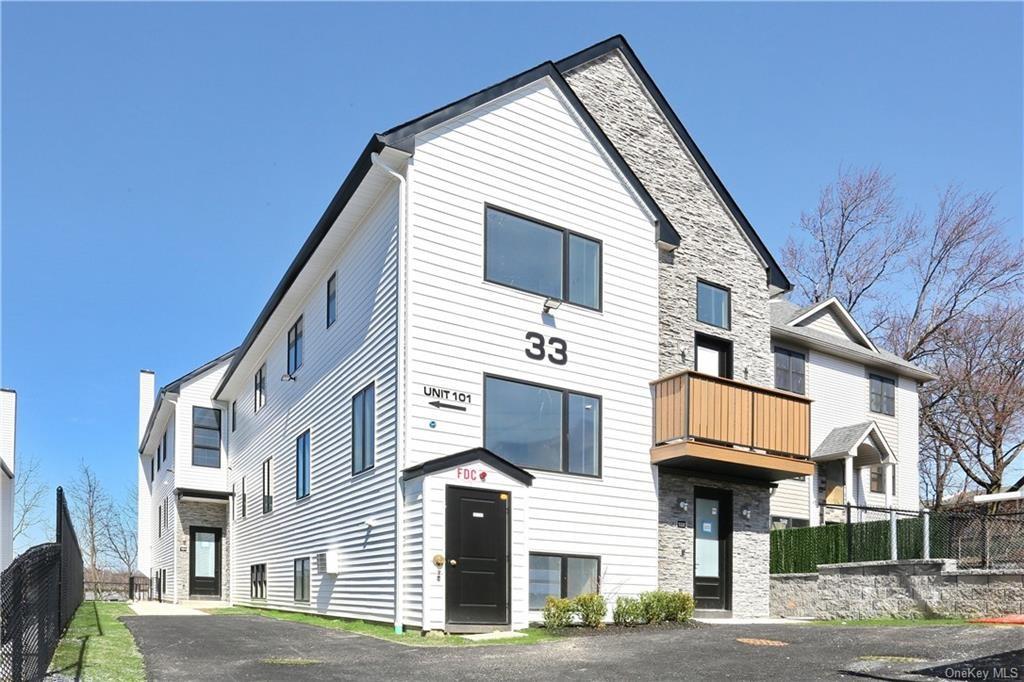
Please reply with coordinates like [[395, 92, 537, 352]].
[[174, 488, 232, 501], [556, 35, 791, 291], [213, 135, 386, 399], [1, 460, 12, 480], [403, 447, 534, 487]]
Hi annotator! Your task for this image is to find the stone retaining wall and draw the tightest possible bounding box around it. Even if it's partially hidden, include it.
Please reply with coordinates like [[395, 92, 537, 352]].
[[770, 559, 1024, 619]]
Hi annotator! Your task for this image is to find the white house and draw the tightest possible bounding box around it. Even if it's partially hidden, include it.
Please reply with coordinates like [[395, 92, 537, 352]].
[[135, 35, 931, 628], [1, 389, 16, 571]]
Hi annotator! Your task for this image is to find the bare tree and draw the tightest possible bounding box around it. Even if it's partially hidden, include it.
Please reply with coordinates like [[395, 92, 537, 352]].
[[12, 453, 48, 552], [105, 486, 138, 576], [782, 166, 919, 317], [69, 461, 113, 582]]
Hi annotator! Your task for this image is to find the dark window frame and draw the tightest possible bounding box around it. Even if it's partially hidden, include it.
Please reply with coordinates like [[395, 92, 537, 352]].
[[528, 552, 601, 610], [483, 205, 603, 312], [293, 557, 310, 603], [231, 401, 237, 432], [869, 373, 896, 416], [287, 316, 304, 375], [696, 279, 731, 330], [327, 272, 337, 328], [191, 406, 222, 468], [262, 458, 273, 514], [250, 563, 267, 600], [150, 456, 154, 482], [773, 346, 807, 395], [693, 332, 734, 379], [351, 383, 376, 476], [295, 430, 311, 499], [483, 374, 603, 478], [161, 430, 168, 464], [254, 363, 267, 413], [156, 443, 161, 471], [240, 477, 247, 519]]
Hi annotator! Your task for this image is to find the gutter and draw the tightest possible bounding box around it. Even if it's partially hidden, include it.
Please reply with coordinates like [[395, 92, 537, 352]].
[[370, 151, 408, 635]]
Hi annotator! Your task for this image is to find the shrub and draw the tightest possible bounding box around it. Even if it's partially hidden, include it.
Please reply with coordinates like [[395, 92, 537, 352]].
[[573, 593, 607, 627], [542, 596, 574, 629], [663, 591, 695, 622], [612, 596, 644, 627], [636, 591, 696, 624]]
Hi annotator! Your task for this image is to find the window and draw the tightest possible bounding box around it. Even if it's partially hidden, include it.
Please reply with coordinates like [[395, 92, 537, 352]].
[[352, 384, 375, 474], [254, 363, 267, 412], [293, 557, 310, 602], [295, 431, 310, 499], [162, 431, 168, 463], [150, 456, 154, 482], [241, 477, 247, 519], [869, 374, 896, 416], [250, 564, 266, 600], [484, 207, 602, 310], [771, 516, 810, 530], [156, 443, 161, 471], [528, 554, 600, 610], [262, 458, 273, 513], [774, 348, 806, 394], [869, 465, 894, 494], [231, 401, 237, 432], [326, 273, 337, 327], [287, 317, 303, 375], [164, 497, 169, 531], [192, 406, 222, 468], [157, 504, 162, 538], [696, 280, 730, 329], [484, 376, 601, 476]]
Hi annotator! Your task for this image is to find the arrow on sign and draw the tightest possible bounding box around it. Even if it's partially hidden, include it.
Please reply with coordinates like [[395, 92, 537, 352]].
[[429, 400, 467, 412]]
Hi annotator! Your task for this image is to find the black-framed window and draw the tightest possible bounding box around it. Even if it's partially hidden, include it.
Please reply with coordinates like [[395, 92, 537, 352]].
[[192, 406, 222, 468], [156, 443, 161, 471], [528, 553, 600, 610], [241, 477, 246, 519], [164, 497, 169, 530], [295, 431, 311, 499], [294, 557, 310, 602], [327, 273, 337, 328], [157, 504, 163, 538], [484, 376, 601, 477], [250, 563, 266, 600], [162, 431, 168, 463], [254, 363, 267, 412], [774, 347, 806, 394], [150, 456, 154, 482], [352, 384, 375, 474], [262, 458, 273, 514], [231, 401, 237, 432], [287, 317, 303, 375], [869, 374, 896, 416], [697, 280, 730, 329], [484, 207, 602, 310]]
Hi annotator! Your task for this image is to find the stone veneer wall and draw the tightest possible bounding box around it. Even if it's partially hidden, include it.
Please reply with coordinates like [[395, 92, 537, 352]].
[[658, 471, 772, 617], [771, 560, 1024, 619], [175, 499, 230, 601], [565, 53, 774, 385]]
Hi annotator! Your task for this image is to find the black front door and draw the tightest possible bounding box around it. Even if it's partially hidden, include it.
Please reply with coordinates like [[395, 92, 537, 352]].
[[445, 486, 509, 627], [189, 526, 222, 597], [693, 487, 732, 610]]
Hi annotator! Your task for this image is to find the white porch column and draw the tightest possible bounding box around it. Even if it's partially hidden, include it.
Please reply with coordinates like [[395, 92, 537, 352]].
[[844, 455, 855, 506], [884, 463, 895, 509]]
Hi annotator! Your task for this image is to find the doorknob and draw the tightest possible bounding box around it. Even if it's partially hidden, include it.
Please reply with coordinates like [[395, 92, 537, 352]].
[[449, 559, 458, 566]]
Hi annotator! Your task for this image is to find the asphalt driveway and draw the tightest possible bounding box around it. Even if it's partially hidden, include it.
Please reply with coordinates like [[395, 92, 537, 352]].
[[123, 615, 1023, 681]]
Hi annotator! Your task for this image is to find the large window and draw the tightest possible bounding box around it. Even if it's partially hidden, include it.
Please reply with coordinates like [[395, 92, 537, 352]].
[[869, 374, 896, 416], [327, 273, 337, 328], [262, 458, 273, 514], [528, 554, 600, 610], [352, 384, 375, 474], [295, 431, 310, 499], [231, 401, 237, 432], [293, 557, 310, 602], [484, 207, 601, 310], [287, 317, 303, 375], [697, 280, 730, 329], [484, 376, 600, 477], [250, 564, 266, 600], [774, 347, 806, 394], [192, 406, 222, 468], [869, 465, 894, 494], [254, 363, 267, 412]]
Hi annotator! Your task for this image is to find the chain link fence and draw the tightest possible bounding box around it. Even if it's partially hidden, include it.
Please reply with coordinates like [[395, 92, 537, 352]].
[[0, 487, 84, 681], [771, 503, 1024, 573]]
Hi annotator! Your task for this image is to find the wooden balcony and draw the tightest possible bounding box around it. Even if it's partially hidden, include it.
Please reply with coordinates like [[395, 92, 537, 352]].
[[651, 371, 814, 481]]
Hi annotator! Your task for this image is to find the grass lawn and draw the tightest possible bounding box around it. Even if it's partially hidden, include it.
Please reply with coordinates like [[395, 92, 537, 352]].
[[804, 616, 978, 627], [204, 606, 558, 647], [49, 601, 145, 682]]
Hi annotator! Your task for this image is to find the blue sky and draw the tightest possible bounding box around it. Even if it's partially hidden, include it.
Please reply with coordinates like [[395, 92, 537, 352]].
[[2, 3, 1021, 547]]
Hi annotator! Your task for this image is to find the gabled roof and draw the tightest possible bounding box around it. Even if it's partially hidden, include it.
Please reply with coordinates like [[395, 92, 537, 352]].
[[770, 297, 937, 382], [402, 447, 534, 487], [215, 37, 694, 399], [556, 35, 791, 292], [813, 421, 896, 462], [786, 297, 877, 352]]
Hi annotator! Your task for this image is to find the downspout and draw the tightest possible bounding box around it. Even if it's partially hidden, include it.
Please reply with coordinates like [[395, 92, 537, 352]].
[[371, 151, 408, 634]]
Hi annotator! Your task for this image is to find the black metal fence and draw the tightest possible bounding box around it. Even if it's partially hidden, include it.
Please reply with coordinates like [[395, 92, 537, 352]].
[[0, 487, 84, 681], [771, 503, 1024, 573]]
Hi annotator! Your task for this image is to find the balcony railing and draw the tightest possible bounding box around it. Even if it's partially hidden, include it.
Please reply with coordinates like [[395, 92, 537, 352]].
[[652, 371, 811, 459]]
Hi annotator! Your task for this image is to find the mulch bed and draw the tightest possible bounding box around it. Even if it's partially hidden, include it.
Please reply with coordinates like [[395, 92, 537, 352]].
[[543, 620, 704, 637]]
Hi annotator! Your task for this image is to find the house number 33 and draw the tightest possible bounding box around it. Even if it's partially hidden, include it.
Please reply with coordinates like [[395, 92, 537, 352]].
[[524, 332, 567, 366]]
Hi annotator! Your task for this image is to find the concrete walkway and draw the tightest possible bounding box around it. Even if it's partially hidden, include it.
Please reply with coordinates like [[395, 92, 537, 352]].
[[128, 601, 220, 616]]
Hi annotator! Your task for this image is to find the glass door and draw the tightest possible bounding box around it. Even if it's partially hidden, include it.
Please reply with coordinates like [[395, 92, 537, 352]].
[[693, 489, 731, 609]]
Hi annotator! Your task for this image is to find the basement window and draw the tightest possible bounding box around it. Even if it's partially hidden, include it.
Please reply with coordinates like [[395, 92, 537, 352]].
[[528, 553, 600, 610], [294, 557, 310, 603], [250, 564, 266, 600]]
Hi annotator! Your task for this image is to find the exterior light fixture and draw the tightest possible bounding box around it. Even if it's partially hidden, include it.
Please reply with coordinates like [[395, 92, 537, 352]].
[[678, 498, 689, 512], [281, 373, 295, 382], [542, 297, 562, 314], [741, 505, 752, 520]]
